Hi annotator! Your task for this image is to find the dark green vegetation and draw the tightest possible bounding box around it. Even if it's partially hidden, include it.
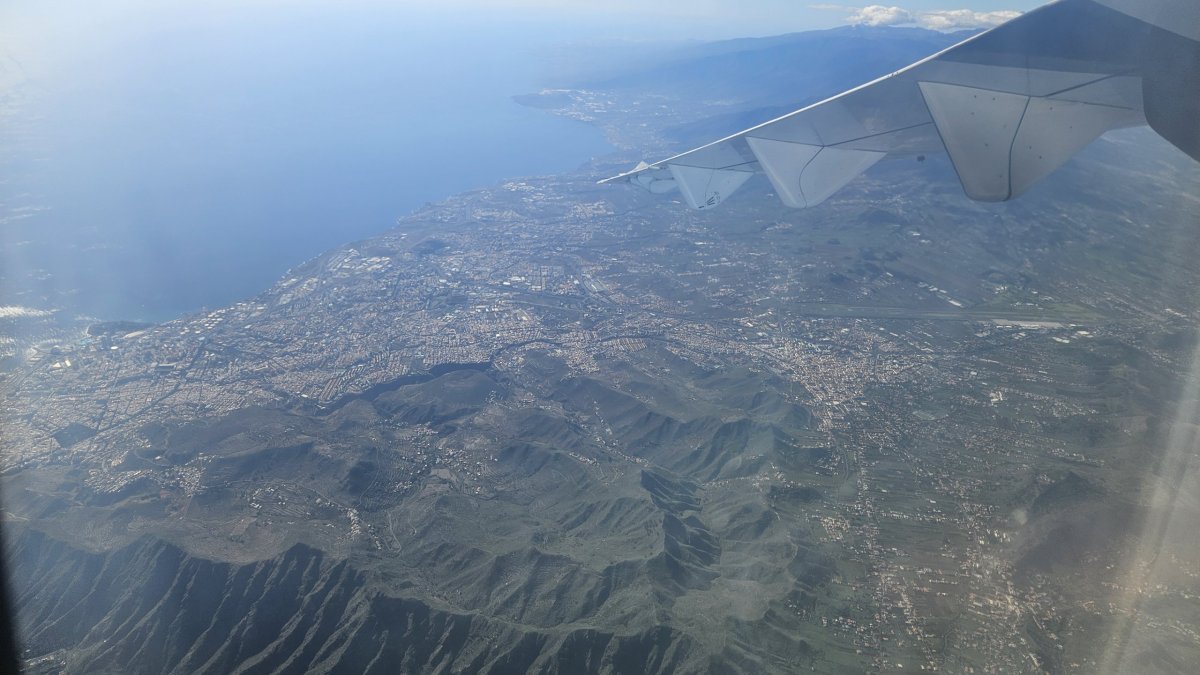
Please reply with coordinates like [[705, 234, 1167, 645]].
[[8, 348, 849, 672], [5, 26, 1200, 675]]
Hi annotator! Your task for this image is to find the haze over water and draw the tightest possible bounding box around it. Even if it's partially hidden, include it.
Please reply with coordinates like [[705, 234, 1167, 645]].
[[0, 5, 615, 322]]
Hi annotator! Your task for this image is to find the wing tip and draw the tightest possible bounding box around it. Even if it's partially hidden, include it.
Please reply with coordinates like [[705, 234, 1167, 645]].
[[599, 160, 655, 185]]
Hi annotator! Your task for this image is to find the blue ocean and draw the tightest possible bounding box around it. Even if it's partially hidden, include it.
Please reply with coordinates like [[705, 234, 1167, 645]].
[[0, 5, 613, 322]]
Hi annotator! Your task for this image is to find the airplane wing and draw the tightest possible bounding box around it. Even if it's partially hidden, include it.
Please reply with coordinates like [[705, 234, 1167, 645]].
[[601, 0, 1200, 210]]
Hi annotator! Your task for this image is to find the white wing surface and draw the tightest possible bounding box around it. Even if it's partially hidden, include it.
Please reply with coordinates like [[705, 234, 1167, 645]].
[[602, 0, 1200, 209]]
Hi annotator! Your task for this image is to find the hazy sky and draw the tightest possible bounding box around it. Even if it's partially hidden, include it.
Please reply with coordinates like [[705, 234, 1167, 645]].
[[2, 1, 1046, 50]]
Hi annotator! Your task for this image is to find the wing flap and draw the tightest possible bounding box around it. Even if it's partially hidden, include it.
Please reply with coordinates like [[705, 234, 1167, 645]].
[[1010, 97, 1140, 196], [744, 138, 821, 208], [920, 81, 1140, 200], [918, 82, 1033, 201], [746, 137, 884, 208], [667, 164, 754, 210]]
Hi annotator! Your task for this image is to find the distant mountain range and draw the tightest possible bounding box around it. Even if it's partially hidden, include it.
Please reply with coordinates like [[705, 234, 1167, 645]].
[[588, 26, 976, 144]]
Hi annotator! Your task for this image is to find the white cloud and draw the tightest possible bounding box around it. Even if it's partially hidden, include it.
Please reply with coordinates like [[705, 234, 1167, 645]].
[[812, 4, 1022, 31], [918, 9, 1021, 30], [848, 5, 914, 27]]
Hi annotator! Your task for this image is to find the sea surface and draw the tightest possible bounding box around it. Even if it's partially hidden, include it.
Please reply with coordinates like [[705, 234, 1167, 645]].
[[0, 6, 613, 323]]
